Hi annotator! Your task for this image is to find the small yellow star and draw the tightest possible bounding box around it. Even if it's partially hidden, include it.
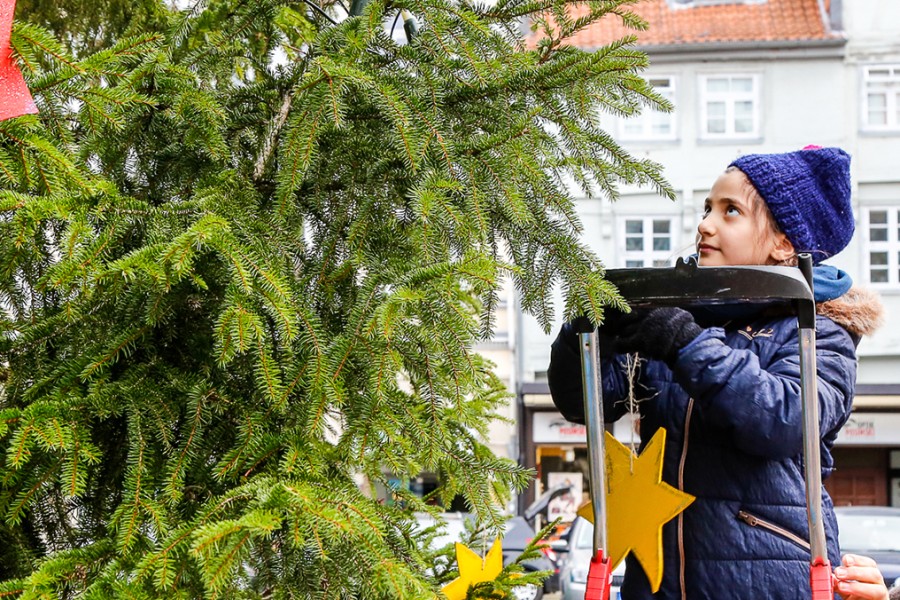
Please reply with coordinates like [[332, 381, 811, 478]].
[[440, 537, 503, 600], [577, 428, 694, 592]]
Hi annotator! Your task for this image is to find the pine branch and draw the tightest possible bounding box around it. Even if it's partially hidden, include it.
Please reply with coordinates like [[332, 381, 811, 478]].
[[0, 0, 674, 596]]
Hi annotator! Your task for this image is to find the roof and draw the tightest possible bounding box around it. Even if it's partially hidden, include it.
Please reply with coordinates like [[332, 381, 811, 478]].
[[556, 0, 844, 51]]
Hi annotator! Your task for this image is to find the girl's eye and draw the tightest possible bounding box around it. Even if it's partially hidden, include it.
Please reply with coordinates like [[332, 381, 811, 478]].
[[726, 206, 741, 216], [702, 205, 711, 217]]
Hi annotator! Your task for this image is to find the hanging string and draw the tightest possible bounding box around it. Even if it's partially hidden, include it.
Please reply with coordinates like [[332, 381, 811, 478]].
[[624, 353, 641, 473]]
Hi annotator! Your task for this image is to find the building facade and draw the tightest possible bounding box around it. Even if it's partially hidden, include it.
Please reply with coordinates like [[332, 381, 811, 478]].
[[513, 0, 900, 514]]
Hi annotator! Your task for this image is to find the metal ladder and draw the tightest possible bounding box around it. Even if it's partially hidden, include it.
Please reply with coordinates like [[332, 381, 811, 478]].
[[577, 254, 831, 600]]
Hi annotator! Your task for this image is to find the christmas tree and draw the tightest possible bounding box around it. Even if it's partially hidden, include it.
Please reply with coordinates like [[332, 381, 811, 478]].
[[0, 0, 671, 597]]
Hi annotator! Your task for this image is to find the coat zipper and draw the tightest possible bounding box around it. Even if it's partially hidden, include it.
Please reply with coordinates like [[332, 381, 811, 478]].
[[677, 397, 694, 600], [737, 510, 811, 550]]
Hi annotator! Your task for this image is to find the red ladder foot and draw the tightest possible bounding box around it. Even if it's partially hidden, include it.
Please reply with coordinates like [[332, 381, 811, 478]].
[[584, 549, 611, 600]]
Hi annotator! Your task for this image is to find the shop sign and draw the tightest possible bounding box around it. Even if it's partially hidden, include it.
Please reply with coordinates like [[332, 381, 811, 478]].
[[836, 412, 900, 446], [533, 411, 900, 447], [532, 412, 640, 444], [533, 412, 587, 443]]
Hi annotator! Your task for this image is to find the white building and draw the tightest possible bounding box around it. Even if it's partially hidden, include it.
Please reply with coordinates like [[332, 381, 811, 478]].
[[512, 0, 900, 511]]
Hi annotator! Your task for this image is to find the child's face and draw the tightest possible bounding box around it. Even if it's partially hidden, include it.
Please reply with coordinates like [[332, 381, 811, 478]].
[[697, 170, 793, 266]]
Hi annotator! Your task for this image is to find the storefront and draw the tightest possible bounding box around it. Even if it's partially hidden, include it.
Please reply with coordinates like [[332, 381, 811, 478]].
[[829, 385, 900, 506], [517, 382, 643, 524], [517, 382, 900, 520]]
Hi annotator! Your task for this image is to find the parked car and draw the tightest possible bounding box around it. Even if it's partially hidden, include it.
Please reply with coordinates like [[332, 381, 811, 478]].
[[414, 510, 474, 559], [412, 484, 573, 600], [502, 482, 576, 596], [835, 506, 900, 589], [557, 516, 626, 600], [413, 511, 552, 600]]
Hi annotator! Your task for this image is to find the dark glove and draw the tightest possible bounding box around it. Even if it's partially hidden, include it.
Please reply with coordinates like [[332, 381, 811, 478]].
[[600, 306, 648, 336], [548, 321, 587, 423], [570, 307, 632, 334], [570, 307, 639, 358], [613, 307, 703, 364], [547, 308, 634, 424]]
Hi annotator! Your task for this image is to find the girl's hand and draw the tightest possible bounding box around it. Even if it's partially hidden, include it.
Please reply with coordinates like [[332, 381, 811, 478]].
[[834, 554, 890, 600], [612, 307, 702, 364]]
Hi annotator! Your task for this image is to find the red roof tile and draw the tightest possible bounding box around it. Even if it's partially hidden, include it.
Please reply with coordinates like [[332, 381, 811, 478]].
[[558, 0, 841, 50]]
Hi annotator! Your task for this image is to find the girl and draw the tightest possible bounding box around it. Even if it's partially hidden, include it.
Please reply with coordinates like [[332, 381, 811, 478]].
[[548, 147, 884, 599]]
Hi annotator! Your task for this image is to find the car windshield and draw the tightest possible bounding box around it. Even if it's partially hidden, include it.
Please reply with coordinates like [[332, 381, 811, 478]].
[[575, 520, 594, 549], [415, 514, 472, 550], [838, 513, 900, 553]]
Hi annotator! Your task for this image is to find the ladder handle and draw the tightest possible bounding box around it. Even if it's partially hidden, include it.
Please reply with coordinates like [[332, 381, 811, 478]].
[[579, 330, 608, 554], [595, 254, 826, 573]]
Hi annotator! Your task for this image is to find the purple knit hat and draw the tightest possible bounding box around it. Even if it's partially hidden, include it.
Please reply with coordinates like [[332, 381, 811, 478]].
[[729, 146, 854, 264]]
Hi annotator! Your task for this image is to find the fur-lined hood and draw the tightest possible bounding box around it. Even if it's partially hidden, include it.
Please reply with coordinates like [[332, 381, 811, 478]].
[[818, 286, 885, 338]]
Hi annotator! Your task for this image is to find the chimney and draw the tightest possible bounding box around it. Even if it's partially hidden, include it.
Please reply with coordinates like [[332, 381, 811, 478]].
[[829, 0, 843, 32]]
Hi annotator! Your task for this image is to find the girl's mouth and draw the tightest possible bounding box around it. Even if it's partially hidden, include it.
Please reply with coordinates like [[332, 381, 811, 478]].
[[697, 243, 718, 254]]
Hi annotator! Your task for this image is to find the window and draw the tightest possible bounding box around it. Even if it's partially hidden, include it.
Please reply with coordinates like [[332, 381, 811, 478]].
[[491, 301, 510, 343], [864, 207, 900, 287], [618, 77, 677, 141], [699, 74, 760, 139], [619, 217, 678, 267], [863, 65, 900, 131]]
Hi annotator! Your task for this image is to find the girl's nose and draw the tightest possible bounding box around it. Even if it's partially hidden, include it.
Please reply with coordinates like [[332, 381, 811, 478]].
[[698, 215, 714, 237]]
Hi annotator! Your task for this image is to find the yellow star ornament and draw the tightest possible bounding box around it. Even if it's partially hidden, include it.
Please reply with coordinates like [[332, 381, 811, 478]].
[[440, 538, 503, 600], [577, 428, 695, 592]]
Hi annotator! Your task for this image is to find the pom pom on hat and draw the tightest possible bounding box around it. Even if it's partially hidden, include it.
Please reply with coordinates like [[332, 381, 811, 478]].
[[730, 146, 853, 264]]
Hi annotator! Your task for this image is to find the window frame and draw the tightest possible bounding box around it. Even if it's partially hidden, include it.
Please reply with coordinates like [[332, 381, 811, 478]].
[[861, 65, 900, 132], [698, 73, 762, 140], [617, 216, 679, 268], [862, 206, 900, 288], [616, 76, 678, 142]]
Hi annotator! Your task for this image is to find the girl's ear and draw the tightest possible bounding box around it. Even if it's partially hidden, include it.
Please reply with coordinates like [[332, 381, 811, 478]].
[[769, 232, 795, 264]]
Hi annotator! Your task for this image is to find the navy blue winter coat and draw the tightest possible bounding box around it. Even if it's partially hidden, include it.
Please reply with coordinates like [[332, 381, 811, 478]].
[[548, 288, 883, 600]]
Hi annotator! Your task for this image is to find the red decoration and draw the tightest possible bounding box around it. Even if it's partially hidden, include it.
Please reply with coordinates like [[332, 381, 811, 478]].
[[0, 0, 37, 122]]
